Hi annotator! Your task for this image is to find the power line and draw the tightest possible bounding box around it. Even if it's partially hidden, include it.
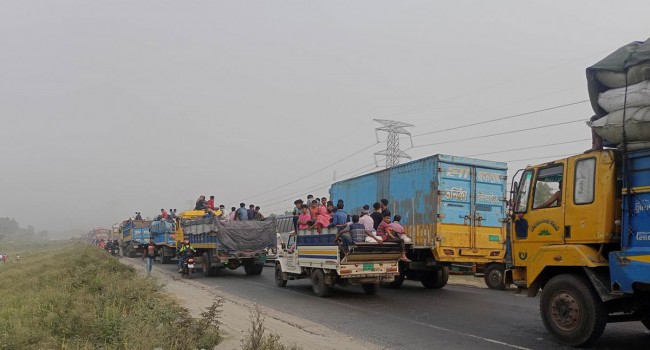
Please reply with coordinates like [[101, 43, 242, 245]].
[[411, 119, 586, 149], [412, 100, 589, 138], [504, 153, 577, 163], [262, 160, 381, 210], [237, 142, 379, 203], [464, 139, 590, 157]]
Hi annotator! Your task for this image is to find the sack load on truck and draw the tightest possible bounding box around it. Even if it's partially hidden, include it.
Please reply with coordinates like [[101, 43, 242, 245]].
[[587, 37, 650, 149]]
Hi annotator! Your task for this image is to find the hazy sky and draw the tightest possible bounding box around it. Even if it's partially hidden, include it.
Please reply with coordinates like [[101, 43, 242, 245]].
[[1, 0, 648, 236]]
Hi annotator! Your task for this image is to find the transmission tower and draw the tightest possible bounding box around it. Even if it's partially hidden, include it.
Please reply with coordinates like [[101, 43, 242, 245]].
[[373, 119, 414, 168]]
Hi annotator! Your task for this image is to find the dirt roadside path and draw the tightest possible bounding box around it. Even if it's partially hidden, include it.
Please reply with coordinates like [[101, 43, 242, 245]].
[[122, 259, 380, 350]]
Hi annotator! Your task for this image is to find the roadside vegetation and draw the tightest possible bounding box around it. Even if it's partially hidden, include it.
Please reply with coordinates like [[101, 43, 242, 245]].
[[0, 241, 221, 349], [242, 306, 301, 350]]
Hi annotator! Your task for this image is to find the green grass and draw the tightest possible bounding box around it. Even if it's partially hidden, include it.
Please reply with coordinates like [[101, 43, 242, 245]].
[[0, 241, 221, 349]]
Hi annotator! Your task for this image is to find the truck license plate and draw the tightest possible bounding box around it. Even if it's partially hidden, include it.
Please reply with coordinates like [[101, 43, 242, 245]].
[[363, 264, 374, 271]]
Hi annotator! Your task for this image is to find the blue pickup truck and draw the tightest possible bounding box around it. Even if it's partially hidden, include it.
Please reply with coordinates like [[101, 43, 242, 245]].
[[150, 220, 176, 264], [120, 219, 151, 258]]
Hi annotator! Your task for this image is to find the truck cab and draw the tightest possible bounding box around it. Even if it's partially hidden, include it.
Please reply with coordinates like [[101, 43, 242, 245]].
[[510, 149, 650, 346]]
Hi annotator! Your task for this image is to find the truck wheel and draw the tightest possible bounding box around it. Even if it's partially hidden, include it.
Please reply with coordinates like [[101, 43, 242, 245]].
[[434, 266, 449, 289], [244, 261, 256, 275], [484, 264, 506, 290], [361, 283, 379, 295], [253, 263, 264, 275], [381, 272, 405, 289], [122, 248, 127, 257], [540, 274, 606, 347], [275, 264, 287, 287], [203, 253, 214, 277], [311, 269, 331, 297]]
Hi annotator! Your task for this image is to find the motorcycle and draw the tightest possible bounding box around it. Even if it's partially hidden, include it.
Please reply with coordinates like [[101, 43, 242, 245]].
[[182, 256, 195, 279]]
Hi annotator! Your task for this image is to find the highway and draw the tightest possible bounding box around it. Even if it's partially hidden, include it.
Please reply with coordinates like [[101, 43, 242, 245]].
[[146, 259, 648, 350]]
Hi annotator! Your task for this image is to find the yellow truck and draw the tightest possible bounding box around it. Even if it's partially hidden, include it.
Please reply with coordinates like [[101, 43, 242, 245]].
[[509, 149, 650, 346]]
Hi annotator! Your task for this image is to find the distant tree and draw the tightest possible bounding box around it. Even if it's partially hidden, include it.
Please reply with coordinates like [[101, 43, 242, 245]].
[[0, 217, 20, 235], [533, 182, 554, 208]]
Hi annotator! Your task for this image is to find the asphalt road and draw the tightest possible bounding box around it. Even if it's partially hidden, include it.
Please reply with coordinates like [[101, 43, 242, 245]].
[[144, 258, 648, 350]]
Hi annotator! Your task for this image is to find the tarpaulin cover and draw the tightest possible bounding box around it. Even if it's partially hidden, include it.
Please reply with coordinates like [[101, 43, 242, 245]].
[[150, 220, 174, 234], [587, 38, 650, 117], [182, 216, 276, 252]]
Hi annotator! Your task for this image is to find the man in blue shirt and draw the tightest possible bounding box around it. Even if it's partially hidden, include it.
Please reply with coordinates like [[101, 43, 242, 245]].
[[330, 202, 348, 231], [237, 203, 249, 221]]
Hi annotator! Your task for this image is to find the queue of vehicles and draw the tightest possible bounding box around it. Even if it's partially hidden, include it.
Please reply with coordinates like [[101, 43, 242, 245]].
[[91, 39, 650, 347]]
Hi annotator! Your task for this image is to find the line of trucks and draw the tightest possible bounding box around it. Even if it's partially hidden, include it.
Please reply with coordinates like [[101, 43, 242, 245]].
[[105, 39, 649, 347]]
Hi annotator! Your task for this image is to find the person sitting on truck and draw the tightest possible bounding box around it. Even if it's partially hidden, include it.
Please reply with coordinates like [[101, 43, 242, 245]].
[[229, 207, 237, 222], [359, 205, 374, 231], [206, 196, 215, 210], [315, 202, 330, 233], [161, 209, 168, 220], [177, 240, 195, 272], [388, 215, 412, 244], [377, 214, 411, 262], [329, 202, 348, 231], [321, 197, 327, 207], [135, 212, 143, 220], [254, 206, 265, 220], [297, 204, 315, 230], [337, 215, 381, 252]]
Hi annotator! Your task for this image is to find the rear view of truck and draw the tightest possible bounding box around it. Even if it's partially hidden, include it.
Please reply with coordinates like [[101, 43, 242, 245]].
[[330, 154, 508, 289], [180, 214, 276, 277], [275, 230, 402, 297], [120, 219, 151, 257], [150, 220, 176, 264]]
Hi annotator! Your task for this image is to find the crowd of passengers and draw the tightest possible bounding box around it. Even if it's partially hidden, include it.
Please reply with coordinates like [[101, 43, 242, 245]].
[[292, 195, 411, 262]]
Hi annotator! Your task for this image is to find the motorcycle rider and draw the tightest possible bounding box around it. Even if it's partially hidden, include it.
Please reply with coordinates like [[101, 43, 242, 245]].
[[177, 240, 195, 272]]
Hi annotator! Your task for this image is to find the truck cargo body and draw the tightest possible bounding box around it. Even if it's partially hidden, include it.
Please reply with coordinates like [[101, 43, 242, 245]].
[[275, 231, 401, 297], [120, 220, 151, 257], [609, 149, 650, 293], [177, 212, 276, 277], [150, 220, 176, 264], [329, 154, 508, 287]]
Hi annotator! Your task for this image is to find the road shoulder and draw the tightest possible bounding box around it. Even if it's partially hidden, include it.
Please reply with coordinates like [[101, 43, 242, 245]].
[[122, 259, 379, 350]]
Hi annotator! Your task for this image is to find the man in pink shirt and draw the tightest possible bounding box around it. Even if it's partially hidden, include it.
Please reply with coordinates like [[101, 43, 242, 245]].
[[377, 214, 411, 262], [388, 215, 412, 244], [358, 206, 374, 232]]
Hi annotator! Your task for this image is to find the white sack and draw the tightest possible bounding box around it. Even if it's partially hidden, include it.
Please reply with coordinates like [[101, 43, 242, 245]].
[[598, 80, 650, 113], [595, 64, 650, 89], [589, 107, 650, 143]]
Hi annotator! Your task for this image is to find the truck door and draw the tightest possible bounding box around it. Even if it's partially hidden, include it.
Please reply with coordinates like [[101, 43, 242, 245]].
[[512, 162, 566, 267], [436, 164, 473, 259], [472, 167, 508, 257]]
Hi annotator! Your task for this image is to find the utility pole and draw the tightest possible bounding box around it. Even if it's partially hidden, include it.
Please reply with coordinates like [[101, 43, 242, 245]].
[[373, 119, 414, 168]]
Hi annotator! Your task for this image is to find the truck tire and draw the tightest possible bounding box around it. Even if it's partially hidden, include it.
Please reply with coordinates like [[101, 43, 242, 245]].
[[484, 264, 506, 290], [275, 264, 287, 287], [203, 253, 214, 277], [361, 283, 379, 295], [381, 272, 405, 289], [540, 274, 606, 347], [421, 266, 449, 289], [311, 269, 331, 297], [254, 263, 264, 275]]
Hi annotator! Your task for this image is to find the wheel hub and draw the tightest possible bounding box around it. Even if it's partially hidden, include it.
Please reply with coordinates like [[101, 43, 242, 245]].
[[489, 270, 502, 285], [550, 291, 581, 331]]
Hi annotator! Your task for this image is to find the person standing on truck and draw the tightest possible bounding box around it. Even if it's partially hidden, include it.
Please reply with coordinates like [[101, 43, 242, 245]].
[[142, 238, 157, 275], [297, 204, 314, 230], [378, 214, 411, 262], [370, 202, 383, 230], [380, 199, 391, 219], [135, 212, 143, 220], [161, 209, 168, 220], [321, 197, 327, 207], [238, 203, 249, 221]]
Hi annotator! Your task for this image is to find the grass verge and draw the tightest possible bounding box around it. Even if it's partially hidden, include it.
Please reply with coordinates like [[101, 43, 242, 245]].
[[0, 241, 221, 349]]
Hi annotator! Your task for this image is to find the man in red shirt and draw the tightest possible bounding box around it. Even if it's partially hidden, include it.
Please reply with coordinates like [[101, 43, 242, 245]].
[[161, 209, 168, 219], [206, 196, 215, 210]]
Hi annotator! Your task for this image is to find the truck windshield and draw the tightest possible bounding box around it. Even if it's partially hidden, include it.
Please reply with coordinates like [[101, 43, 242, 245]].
[[515, 170, 533, 213]]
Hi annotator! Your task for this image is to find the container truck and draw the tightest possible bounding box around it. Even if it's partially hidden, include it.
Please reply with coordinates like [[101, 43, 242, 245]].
[[120, 219, 151, 257], [176, 210, 276, 277], [329, 154, 508, 289], [150, 220, 176, 264]]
